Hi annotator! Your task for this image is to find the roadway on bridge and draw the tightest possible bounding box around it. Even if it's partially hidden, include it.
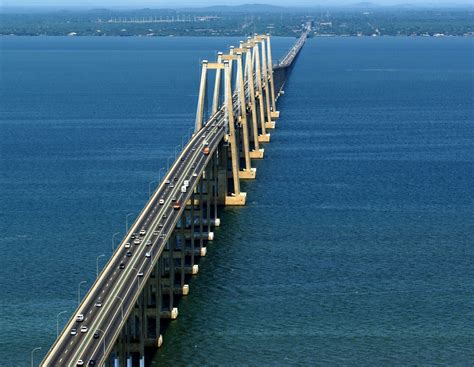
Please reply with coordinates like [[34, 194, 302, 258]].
[[43, 109, 226, 366]]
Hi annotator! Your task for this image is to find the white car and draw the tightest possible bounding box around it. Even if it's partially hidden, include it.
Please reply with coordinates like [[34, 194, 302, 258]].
[[95, 301, 102, 307], [193, 172, 198, 177], [124, 242, 131, 249], [138, 272, 144, 277], [145, 252, 151, 258], [76, 361, 84, 366], [76, 314, 84, 322], [70, 328, 77, 335], [140, 229, 146, 236], [159, 199, 164, 205], [145, 240, 152, 246], [134, 239, 141, 245], [80, 326, 88, 333]]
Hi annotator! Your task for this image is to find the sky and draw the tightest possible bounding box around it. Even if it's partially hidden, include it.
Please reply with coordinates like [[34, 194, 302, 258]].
[[1, 0, 468, 8]]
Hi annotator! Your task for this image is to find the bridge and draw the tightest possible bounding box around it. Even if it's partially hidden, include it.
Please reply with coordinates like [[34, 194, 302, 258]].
[[41, 25, 310, 367]]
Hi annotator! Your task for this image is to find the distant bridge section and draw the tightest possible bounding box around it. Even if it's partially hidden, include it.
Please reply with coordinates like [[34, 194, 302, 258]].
[[273, 22, 312, 95]]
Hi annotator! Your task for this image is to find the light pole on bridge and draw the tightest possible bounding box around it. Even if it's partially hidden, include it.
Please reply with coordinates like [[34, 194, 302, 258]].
[[31, 347, 41, 367], [125, 212, 134, 233], [148, 180, 157, 198], [96, 254, 105, 277], [78, 281, 87, 306], [56, 310, 67, 337], [174, 144, 181, 159], [158, 167, 166, 184], [112, 232, 120, 251], [115, 295, 124, 320]]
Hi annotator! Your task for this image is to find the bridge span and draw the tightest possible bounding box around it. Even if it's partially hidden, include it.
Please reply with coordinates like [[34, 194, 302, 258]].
[[41, 25, 309, 367]]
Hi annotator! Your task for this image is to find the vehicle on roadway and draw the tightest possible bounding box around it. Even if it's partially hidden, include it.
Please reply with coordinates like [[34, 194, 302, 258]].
[[95, 301, 102, 307], [170, 184, 174, 188], [184, 180, 189, 187], [181, 185, 187, 193], [203, 147, 210, 155], [140, 229, 146, 236], [165, 180, 170, 184], [145, 252, 151, 258], [93, 332, 99, 339], [159, 199, 164, 205], [172, 197, 177, 202], [134, 239, 141, 245], [70, 328, 77, 335], [138, 271, 144, 277], [126, 251, 132, 257], [193, 172, 198, 177], [88, 360, 96, 366], [119, 263, 125, 269], [173, 201, 181, 210], [80, 326, 88, 333], [76, 314, 84, 322], [124, 242, 131, 249], [76, 360, 84, 366], [145, 239, 152, 246]]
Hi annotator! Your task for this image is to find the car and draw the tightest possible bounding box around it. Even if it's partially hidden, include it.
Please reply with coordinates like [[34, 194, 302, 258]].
[[145, 240, 152, 246], [88, 360, 96, 366], [138, 272, 144, 277], [126, 251, 132, 257], [77, 361, 84, 366], [76, 314, 84, 322], [174, 177, 178, 181], [181, 157, 185, 162], [139, 229, 146, 236], [184, 180, 189, 187], [80, 326, 88, 333], [71, 328, 77, 335], [93, 332, 99, 339], [191, 164, 196, 169], [193, 172, 198, 177], [134, 239, 141, 245], [203, 141, 209, 146], [131, 234, 136, 240], [192, 148, 196, 152], [162, 214, 167, 219], [145, 252, 151, 258], [119, 263, 125, 269], [124, 242, 131, 249], [173, 202, 181, 210], [202, 147, 210, 155], [170, 184, 174, 188], [153, 230, 159, 236], [95, 301, 102, 307], [158, 223, 164, 228], [159, 233, 165, 239], [171, 197, 177, 202], [165, 180, 170, 184], [159, 199, 164, 205]]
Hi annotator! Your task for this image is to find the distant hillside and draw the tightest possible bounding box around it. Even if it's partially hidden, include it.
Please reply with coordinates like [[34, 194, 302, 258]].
[[200, 4, 286, 12]]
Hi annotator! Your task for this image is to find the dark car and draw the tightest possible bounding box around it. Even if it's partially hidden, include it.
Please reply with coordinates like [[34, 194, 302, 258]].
[[89, 360, 96, 366], [126, 251, 132, 257], [174, 177, 178, 181], [93, 332, 99, 339], [119, 263, 125, 269]]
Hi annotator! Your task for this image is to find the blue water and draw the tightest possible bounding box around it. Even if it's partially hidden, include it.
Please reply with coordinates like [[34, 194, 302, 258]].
[[0, 36, 473, 365]]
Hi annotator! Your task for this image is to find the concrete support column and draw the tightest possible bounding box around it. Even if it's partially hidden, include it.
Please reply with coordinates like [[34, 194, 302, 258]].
[[253, 41, 270, 143], [261, 38, 274, 130], [266, 34, 278, 115], [246, 44, 264, 159], [195, 60, 208, 132], [211, 52, 223, 114], [236, 51, 256, 180], [224, 59, 246, 206]]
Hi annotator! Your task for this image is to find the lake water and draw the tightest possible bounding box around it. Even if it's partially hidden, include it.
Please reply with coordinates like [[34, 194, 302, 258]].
[[0, 36, 473, 366]]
